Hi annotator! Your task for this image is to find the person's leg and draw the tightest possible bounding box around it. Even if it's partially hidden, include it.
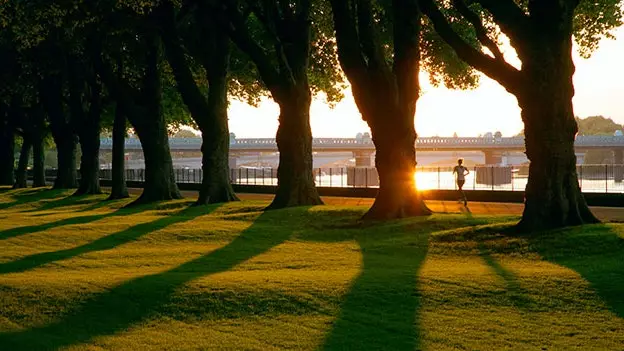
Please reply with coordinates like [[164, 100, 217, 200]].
[[458, 180, 467, 205]]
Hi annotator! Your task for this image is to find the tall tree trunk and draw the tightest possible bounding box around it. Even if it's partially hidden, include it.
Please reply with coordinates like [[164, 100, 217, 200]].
[[159, 4, 238, 205], [132, 125, 181, 204], [0, 126, 15, 186], [108, 105, 129, 200], [516, 34, 598, 231], [31, 133, 46, 188], [75, 129, 101, 195], [40, 75, 78, 189], [53, 135, 78, 189], [330, 0, 429, 219], [196, 70, 239, 205], [364, 107, 431, 219], [268, 87, 323, 209], [126, 36, 181, 205], [74, 80, 103, 196], [13, 137, 31, 189]]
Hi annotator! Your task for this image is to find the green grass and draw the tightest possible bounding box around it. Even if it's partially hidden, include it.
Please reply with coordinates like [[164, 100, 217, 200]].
[[0, 187, 623, 350]]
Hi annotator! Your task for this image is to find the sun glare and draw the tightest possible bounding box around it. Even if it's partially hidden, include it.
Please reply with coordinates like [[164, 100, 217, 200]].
[[413, 171, 435, 191]]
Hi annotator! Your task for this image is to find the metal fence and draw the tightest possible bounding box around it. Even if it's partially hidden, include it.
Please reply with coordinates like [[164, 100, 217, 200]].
[[98, 165, 624, 193]]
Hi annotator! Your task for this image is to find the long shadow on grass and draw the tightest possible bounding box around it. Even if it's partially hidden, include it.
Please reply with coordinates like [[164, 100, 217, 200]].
[[0, 205, 203, 275], [0, 202, 150, 241], [315, 222, 430, 350], [0, 207, 297, 350], [479, 246, 532, 308], [527, 225, 624, 319], [0, 188, 67, 211]]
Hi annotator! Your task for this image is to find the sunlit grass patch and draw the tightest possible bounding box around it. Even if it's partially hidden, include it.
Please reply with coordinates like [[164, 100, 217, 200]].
[[0, 188, 623, 350]]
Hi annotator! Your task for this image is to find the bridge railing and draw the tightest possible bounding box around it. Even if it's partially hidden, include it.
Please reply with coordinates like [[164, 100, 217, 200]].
[[97, 164, 624, 193], [99, 135, 624, 150]]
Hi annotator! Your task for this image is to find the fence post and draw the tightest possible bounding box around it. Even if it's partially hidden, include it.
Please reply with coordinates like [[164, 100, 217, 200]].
[[329, 168, 332, 187], [511, 167, 514, 191], [437, 167, 440, 190], [318, 168, 322, 186], [246, 168, 249, 185], [341, 168, 344, 187], [473, 166, 476, 190], [491, 166, 494, 191], [606, 164, 609, 193], [365, 168, 368, 188]]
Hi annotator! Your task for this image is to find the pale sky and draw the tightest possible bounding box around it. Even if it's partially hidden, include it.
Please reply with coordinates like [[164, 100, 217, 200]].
[[227, 26, 624, 139]]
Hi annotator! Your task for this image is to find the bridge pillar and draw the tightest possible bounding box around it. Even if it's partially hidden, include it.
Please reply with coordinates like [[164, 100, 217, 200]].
[[483, 150, 503, 165], [353, 151, 374, 167], [614, 149, 624, 183]]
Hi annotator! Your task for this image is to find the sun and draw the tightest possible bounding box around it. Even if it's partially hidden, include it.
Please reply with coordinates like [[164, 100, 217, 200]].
[[413, 171, 435, 191]]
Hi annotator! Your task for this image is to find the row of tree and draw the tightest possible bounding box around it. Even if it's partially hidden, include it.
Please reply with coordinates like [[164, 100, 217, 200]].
[[0, 0, 621, 231]]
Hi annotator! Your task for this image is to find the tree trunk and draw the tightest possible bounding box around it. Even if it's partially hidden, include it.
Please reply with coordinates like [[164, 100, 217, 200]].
[[159, 5, 238, 205], [53, 135, 78, 189], [196, 72, 239, 205], [267, 87, 323, 209], [108, 105, 129, 200], [516, 36, 598, 231], [364, 108, 431, 219], [126, 36, 181, 205], [132, 126, 181, 204], [75, 130, 101, 195], [13, 137, 31, 189], [0, 126, 15, 186], [74, 82, 103, 196], [41, 74, 78, 189], [31, 133, 46, 188]]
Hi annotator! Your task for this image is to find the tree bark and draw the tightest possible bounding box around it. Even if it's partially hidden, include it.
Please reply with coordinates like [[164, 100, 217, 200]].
[[74, 79, 103, 196], [40, 74, 78, 189], [13, 137, 30, 189], [0, 125, 15, 186], [108, 105, 129, 200], [364, 107, 431, 219], [513, 6, 598, 232], [267, 87, 323, 209], [126, 36, 181, 205], [329, 0, 430, 219], [31, 133, 46, 188], [132, 125, 181, 204], [516, 55, 598, 230], [159, 4, 238, 205], [53, 135, 78, 189], [196, 68, 239, 205]]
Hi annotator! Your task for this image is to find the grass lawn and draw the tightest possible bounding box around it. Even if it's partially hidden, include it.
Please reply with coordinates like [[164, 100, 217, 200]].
[[0, 187, 623, 350]]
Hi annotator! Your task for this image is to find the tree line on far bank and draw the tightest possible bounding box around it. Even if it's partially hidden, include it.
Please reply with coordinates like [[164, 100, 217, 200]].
[[0, 0, 621, 232]]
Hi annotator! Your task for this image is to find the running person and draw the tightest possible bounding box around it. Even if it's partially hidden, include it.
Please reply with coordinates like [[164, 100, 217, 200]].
[[453, 158, 469, 206]]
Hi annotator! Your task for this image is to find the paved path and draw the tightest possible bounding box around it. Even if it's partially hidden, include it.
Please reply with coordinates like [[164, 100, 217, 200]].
[[160, 190, 624, 223]]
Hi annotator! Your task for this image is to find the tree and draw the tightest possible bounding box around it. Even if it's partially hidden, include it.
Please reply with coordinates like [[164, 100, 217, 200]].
[[157, 1, 239, 205], [173, 129, 199, 138], [223, 0, 343, 209], [0, 102, 15, 186], [420, 0, 623, 231], [107, 103, 130, 200], [90, 25, 182, 205], [329, 0, 477, 219]]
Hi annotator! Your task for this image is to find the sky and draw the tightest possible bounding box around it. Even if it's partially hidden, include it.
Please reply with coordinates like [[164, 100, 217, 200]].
[[226, 26, 624, 139]]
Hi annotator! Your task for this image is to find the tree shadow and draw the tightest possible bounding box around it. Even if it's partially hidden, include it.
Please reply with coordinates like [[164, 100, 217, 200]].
[[23, 193, 107, 213], [478, 245, 533, 308], [0, 207, 299, 350], [527, 224, 624, 319], [294, 214, 431, 351], [0, 189, 67, 211], [0, 203, 151, 241], [0, 205, 209, 275]]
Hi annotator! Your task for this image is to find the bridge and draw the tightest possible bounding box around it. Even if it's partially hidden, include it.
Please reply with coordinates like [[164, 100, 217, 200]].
[[100, 135, 624, 166]]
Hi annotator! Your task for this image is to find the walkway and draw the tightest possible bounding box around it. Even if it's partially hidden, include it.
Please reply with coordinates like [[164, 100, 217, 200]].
[[168, 190, 624, 223]]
